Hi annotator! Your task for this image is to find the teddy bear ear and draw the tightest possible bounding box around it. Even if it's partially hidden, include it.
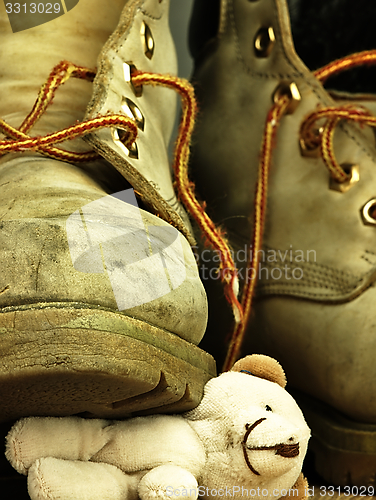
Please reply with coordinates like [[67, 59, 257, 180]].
[[231, 354, 287, 388]]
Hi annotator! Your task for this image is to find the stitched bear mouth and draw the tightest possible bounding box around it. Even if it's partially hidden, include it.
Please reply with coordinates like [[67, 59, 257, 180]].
[[242, 418, 300, 475]]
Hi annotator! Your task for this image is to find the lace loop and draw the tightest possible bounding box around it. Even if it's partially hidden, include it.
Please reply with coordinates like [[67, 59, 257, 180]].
[[0, 61, 130, 163], [300, 104, 375, 183], [300, 50, 376, 184]]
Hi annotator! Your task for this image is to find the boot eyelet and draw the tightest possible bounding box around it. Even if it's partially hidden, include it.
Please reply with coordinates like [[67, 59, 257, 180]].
[[329, 164, 359, 193], [141, 21, 154, 60], [299, 137, 321, 157], [254, 27, 275, 58], [123, 62, 143, 97], [121, 97, 145, 131], [272, 81, 301, 114], [361, 199, 376, 225], [111, 129, 139, 159], [299, 127, 323, 158]]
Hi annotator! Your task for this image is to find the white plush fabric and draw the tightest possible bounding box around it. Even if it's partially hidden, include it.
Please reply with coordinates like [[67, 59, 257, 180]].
[[138, 465, 198, 500], [28, 457, 140, 500], [5, 360, 310, 500], [6, 417, 111, 475], [184, 372, 311, 499]]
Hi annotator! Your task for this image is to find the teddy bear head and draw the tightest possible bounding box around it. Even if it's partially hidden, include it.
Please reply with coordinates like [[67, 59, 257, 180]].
[[184, 355, 310, 499]]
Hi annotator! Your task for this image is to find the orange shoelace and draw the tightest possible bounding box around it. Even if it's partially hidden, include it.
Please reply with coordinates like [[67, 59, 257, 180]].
[[2, 52, 376, 373], [130, 70, 243, 323], [0, 62, 138, 163]]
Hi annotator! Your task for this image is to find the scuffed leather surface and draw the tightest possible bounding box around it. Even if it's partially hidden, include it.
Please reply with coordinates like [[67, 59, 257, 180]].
[[0, 155, 207, 344]]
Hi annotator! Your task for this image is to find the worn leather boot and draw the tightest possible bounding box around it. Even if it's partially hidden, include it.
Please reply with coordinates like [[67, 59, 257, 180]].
[[189, 0, 376, 486], [0, 0, 216, 424]]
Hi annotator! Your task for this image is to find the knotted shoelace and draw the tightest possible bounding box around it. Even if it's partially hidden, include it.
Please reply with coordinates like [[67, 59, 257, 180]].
[[2, 52, 376, 373]]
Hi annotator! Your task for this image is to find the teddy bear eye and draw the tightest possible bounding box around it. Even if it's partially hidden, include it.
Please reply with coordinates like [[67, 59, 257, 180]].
[[265, 405, 272, 412]]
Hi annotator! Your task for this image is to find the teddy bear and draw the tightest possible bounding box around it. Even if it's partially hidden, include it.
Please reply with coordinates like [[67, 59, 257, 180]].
[[5, 355, 311, 500]]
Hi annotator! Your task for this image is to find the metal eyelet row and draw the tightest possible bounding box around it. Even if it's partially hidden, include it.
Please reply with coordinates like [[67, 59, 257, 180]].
[[112, 95, 145, 159], [249, 0, 370, 223], [113, 17, 157, 158]]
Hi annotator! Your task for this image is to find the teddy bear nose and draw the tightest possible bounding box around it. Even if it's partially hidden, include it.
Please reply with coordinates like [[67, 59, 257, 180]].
[[275, 442, 300, 458]]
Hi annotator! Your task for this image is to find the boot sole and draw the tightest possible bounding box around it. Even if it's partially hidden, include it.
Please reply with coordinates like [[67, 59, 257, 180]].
[[291, 389, 376, 487], [0, 302, 216, 423]]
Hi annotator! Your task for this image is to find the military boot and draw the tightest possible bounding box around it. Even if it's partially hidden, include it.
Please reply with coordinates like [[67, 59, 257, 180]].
[[189, 0, 376, 486], [0, 0, 216, 424]]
